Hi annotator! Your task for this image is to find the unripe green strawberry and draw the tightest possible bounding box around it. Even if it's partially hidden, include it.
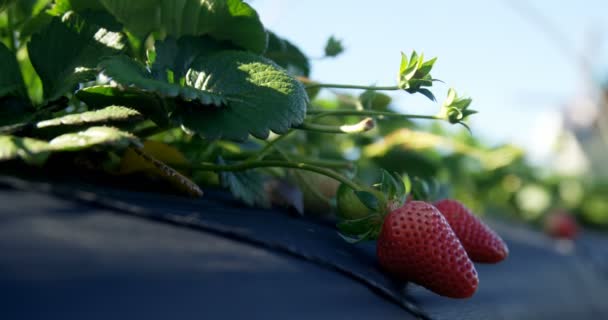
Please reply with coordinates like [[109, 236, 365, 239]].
[[434, 199, 508, 264], [336, 183, 385, 220], [377, 201, 478, 298]]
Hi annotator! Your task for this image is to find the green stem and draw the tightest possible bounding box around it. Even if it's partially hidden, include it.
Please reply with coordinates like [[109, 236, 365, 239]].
[[305, 83, 400, 91], [273, 146, 334, 203], [248, 130, 294, 161], [224, 152, 353, 169], [308, 109, 444, 121], [297, 117, 375, 134], [136, 125, 169, 138], [192, 160, 360, 191]]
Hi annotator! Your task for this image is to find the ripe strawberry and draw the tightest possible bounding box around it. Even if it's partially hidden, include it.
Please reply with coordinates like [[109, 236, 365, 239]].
[[434, 199, 508, 264], [377, 201, 478, 298], [544, 210, 578, 240]]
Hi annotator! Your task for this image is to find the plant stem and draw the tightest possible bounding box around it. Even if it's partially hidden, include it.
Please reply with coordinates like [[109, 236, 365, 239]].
[[305, 83, 400, 91], [273, 145, 334, 203], [296, 117, 375, 134], [136, 125, 169, 138], [192, 160, 360, 191], [248, 130, 294, 161], [308, 109, 444, 121], [224, 152, 353, 169]]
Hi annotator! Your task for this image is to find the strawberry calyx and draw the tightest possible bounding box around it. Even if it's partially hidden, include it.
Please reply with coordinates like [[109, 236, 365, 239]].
[[337, 170, 410, 242]]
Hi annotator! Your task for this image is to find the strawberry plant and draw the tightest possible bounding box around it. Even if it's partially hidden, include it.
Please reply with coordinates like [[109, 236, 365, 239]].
[[0, 0, 508, 299]]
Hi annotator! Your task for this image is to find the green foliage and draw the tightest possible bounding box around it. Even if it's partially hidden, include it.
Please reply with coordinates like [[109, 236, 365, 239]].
[[99, 55, 226, 106], [336, 182, 375, 220], [0, 126, 139, 165], [324, 35, 344, 58], [0, 42, 27, 98], [0, 0, 501, 230], [439, 88, 477, 129], [100, 0, 267, 53], [0, 134, 51, 164], [398, 50, 437, 100], [47, 126, 140, 150], [359, 90, 391, 110], [149, 35, 232, 81], [173, 51, 308, 140], [218, 158, 268, 207], [28, 13, 125, 101], [337, 214, 382, 241], [0, 0, 17, 12], [35, 105, 142, 129], [76, 85, 169, 126]]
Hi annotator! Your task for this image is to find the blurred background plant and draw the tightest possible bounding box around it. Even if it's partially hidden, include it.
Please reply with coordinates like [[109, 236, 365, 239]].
[[248, 0, 608, 231]]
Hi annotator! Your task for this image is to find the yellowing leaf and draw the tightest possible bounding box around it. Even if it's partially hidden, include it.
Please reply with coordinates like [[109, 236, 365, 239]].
[[120, 140, 188, 174], [123, 147, 203, 197]]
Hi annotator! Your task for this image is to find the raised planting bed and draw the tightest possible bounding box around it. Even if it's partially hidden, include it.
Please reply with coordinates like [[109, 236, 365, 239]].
[[1, 177, 607, 320]]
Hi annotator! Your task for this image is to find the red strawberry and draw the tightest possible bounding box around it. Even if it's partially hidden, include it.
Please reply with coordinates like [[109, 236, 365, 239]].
[[434, 199, 508, 264], [377, 201, 479, 299], [544, 210, 578, 239]]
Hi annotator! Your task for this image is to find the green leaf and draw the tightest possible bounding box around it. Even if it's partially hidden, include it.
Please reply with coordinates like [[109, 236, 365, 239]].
[[100, 0, 267, 53], [389, 171, 407, 208], [324, 35, 344, 58], [264, 31, 310, 77], [411, 177, 430, 201], [76, 85, 169, 126], [397, 50, 438, 101], [445, 88, 456, 106], [418, 57, 437, 76], [408, 51, 419, 69], [218, 158, 268, 207], [0, 0, 18, 12], [19, 11, 54, 42], [54, 0, 105, 12], [380, 170, 396, 200], [27, 13, 125, 101], [399, 51, 411, 75], [359, 90, 391, 110], [48, 126, 141, 151], [0, 126, 138, 165], [379, 170, 407, 209], [336, 182, 374, 220], [35, 106, 143, 129], [402, 173, 412, 196], [52, 0, 122, 32], [173, 50, 308, 141], [337, 214, 382, 238], [337, 229, 374, 244], [354, 190, 380, 212], [0, 42, 28, 99], [99, 55, 226, 106], [440, 88, 475, 124], [77, 10, 123, 32], [417, 88, 436, 102], [10, 0, 49, 19], [150, 35, 231, 81], [0, 135, 51, 165]]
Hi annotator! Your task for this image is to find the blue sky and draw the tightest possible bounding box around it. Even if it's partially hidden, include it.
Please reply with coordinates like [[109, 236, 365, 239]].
[[250, 0, 608, 162]]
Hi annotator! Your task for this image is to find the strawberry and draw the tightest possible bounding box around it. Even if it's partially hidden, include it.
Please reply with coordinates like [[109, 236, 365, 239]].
[[544, 210, 578, 240], [434, 199, 508, 264], [376, 201, 478, 298]]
